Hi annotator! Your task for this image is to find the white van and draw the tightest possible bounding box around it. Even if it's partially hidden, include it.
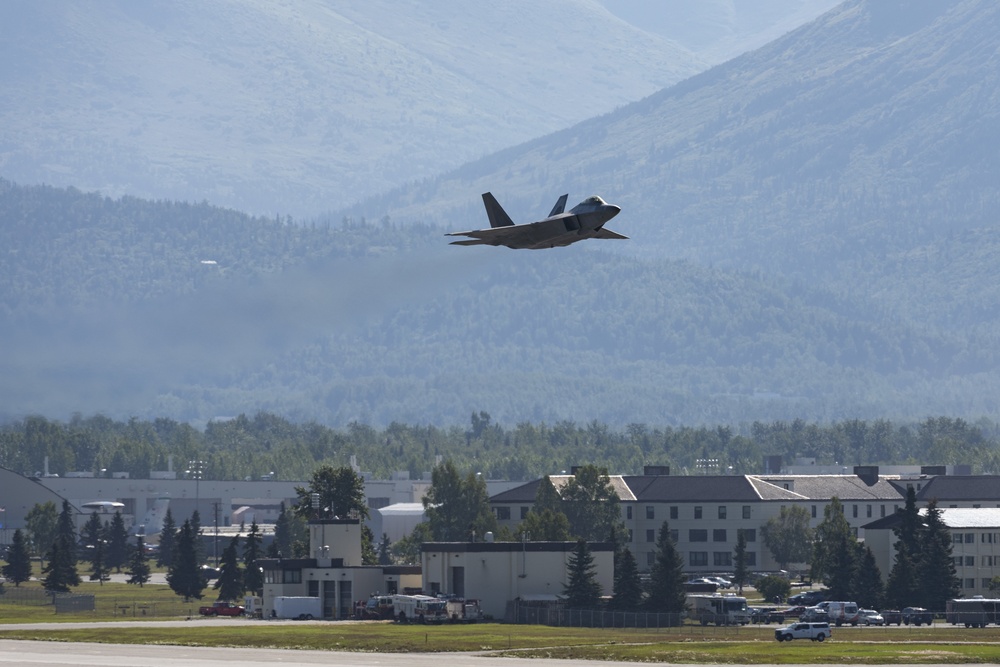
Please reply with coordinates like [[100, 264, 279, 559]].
[[825, 601, 861, 626]]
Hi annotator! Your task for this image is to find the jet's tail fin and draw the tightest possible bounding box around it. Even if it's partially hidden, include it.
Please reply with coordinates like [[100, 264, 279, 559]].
[[482, 192, 514, 228], [548, 194, 568, 217]]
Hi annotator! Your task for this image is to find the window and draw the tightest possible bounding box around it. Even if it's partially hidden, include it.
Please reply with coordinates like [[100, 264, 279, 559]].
[[953, 556, 963, 567], [742, 505, 751, 519], [689, 551, 708, 566], [308, 580, 319, 597], [718, 506, 727, 520], [520, 506, 530, 520], [626, 505, 633, 520], [811, 505, 817, 518], [741, 528, 756, 542], [689, 529, 708, 542], [965, 556, 975, 566], [714, 552, 732, 567], [495, 506, 510, 521], [852, 504, 858, 518], [646, 529, 655, 543], [713, 529, 727, 542], [670, 506, 678, 520], [746, 552, 757, 566], [964, 578, 976, 589], [646, 506, 655, 520], [866, 504, 872, 518], [670, 529, 679, 543], [985, 556, 995, 567], [966, 532, 975, 543], [694, 506, 703, 520], [953, 533, 964, 544], [283, 569, 301, 584], [881, 504, 886, 518]]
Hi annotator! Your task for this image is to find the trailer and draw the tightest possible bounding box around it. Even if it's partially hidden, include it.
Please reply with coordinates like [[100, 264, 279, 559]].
[[687, 594, 750, 626], [271, 596, 323, 620], [445, 598, 483, 622], [392, 594, 449, 623], [946, 598, 1000, 628]]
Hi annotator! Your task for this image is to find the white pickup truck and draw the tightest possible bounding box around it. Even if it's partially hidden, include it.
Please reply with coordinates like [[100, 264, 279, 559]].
[[774, 621, 832, 642]]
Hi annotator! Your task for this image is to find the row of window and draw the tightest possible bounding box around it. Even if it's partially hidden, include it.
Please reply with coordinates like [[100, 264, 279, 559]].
[[687, 551, 757, 567], [497, 503, 906, 522], [961, 578, 997, 589], [953, 555, 1000, 567], [264, 569, 302, 584], [953, 532, 1000, 544]]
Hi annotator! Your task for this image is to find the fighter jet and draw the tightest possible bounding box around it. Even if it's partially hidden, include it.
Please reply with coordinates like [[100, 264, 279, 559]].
[[447, 192, 625, 249]]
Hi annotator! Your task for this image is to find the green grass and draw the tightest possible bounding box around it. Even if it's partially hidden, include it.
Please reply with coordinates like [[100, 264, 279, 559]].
[[0, 579, 209, 622], [3, 618, 1000, 663]]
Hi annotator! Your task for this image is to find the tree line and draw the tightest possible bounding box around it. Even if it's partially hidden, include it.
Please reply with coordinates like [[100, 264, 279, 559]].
[[2, 412, 998, 485]]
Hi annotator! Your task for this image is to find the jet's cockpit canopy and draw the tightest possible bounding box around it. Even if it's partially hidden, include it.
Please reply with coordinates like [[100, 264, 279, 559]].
[[580, 195, 606, 206]]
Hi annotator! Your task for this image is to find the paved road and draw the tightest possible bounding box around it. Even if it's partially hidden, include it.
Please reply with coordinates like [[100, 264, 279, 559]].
[[0, 640, 965, 667]]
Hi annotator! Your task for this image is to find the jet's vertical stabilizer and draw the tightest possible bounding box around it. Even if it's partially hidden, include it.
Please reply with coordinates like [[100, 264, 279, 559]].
[[548, 194, 568, 217], [482, 192, 514, 228]]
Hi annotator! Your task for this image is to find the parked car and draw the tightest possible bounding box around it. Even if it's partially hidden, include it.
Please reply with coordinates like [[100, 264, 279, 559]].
[[774, 621, 832, 642], [799, 607, 829, 623], [751, 606, 785, 624], [708, 576, 733, 589], [788, 590, 830, 606], [881, 609, 902, 625], [860, 609, 884, 626], [902, 607, 934, 626]]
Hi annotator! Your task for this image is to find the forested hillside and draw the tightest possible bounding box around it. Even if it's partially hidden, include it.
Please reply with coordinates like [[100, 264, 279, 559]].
[[3, 180, 999, 427], [0, 413, 996, 482]]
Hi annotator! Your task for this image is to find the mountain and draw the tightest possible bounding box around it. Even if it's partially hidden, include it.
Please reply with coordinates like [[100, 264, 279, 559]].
[[0, 1, 849, 220], [350, 0, 1000, 333], [598, 0, 842, 62], [0, 0, 703, 218], [1, 179, 996, 427]]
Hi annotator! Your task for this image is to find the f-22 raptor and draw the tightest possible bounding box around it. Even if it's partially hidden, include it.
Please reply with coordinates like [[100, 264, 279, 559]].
[[447, 192, 624, 249]]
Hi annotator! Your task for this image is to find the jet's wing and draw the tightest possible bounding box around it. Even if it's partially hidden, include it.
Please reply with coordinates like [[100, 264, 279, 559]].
[[446, 224, 537, 248], [593, 227, 629, 240], [548, 194, 569, 217]]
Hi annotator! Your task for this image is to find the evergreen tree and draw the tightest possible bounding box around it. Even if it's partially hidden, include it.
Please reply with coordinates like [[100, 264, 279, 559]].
[[645, 521, 686, 621], [190, 510, 204, 564], [517, 508, 571, 541], [214, 536, 244, 601], [811, 497, 853, 584], [2, 528, 32, 586], [106, 511, 130, 573], [918, 500, 960, 612], [609, 547, 643, 609], [55, 499, 77, 565], [127, 536, 151, 587], [242, 521, 264, 596], [157, 507, 177, 568], [88, 537, 109, 584], [825, 531, 857, 601], [733, 528, 749, 595], [533, 475, 563, 514], [167, 519, 205, 601], [886, 487, 923, 608], [272, 503, 294, 557], [41, 532, 80, 592], [563, 539, 601, 608], [361, 524, 378, 565], [378, 533, 393, 565], [854, 544, 884, 610], [80, 511, 104, 560]]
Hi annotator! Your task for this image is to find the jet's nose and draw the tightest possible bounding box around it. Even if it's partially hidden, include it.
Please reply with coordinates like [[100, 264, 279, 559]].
[[605, 204, 621, 219]]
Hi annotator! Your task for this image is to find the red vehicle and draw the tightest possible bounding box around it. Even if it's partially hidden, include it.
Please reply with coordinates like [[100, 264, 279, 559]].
[[198, 601, 245, 616]]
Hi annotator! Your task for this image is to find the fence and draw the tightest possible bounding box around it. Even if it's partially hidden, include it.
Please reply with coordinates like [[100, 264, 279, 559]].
[[505, 602, 683, 628]]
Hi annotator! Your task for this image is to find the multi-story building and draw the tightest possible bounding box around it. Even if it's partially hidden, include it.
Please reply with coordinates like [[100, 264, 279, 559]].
[[490, 466, 924, 574], [864, 508, 1000, 598]]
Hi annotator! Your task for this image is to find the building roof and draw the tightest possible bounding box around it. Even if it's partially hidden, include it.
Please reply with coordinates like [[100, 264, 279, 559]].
[[908, 476, 1000, 502], [863, 507, 1000, 531], [490, 472, 908, 505]]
